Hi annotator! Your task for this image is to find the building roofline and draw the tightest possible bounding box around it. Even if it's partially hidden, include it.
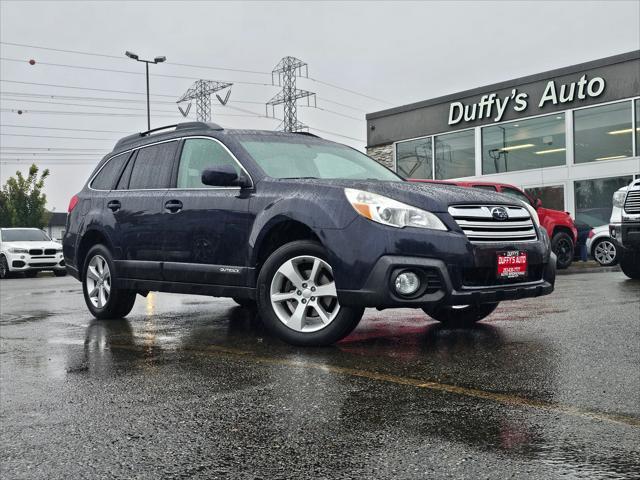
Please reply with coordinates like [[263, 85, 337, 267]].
[[366, 50, 640, 121]]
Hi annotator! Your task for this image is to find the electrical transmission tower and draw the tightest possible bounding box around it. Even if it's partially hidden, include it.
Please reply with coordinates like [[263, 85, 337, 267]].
[[177, 80, 233, 122], [266, 56, 316, 132]]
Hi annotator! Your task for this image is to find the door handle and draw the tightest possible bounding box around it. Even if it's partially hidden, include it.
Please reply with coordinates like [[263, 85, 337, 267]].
[[107, 200, 121, 212], [164, 199, 183, 213]]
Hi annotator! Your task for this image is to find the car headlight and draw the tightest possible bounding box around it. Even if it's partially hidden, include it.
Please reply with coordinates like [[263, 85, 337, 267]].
[[613, 191, 626, 208], [344, 188, 447, 230], [523, 202, 541, 227], [9, 247, 28, 254]]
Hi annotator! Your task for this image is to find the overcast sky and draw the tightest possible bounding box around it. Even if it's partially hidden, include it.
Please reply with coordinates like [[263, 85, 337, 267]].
[[1, 0, 639, 211]]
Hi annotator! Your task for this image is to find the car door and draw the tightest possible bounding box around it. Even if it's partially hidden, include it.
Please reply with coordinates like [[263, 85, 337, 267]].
[[107, 140, 179, 281], [162, 137, 252, 286]]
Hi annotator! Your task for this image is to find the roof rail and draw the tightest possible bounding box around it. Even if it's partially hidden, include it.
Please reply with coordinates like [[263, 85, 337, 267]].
[[293, 131, 320, 138], [114, 122, 224, 150]]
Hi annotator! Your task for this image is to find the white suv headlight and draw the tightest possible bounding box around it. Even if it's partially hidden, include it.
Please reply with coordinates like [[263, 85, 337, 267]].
[[9, 247, 28, 254], [344, 188, 447, 230], [613, 191, 626, 208]]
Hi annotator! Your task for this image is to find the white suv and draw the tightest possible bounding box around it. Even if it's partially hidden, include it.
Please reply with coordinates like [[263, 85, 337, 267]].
[[0, 228, 66, 279]]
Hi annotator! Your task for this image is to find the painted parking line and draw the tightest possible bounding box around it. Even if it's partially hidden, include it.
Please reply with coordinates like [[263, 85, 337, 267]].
[[109, 342, 640, 428]]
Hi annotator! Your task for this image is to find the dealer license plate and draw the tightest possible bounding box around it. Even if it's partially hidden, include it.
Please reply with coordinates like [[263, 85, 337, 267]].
[[497, 251, 527, 279]]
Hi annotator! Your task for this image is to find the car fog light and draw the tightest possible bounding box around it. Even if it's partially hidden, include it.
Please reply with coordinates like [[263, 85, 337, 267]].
[[395, 271, 420, 296]]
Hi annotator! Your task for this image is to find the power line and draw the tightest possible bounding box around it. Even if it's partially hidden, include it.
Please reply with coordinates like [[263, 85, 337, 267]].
[[1, 41, 393, 104], [1, 57, 274, 87], [1, 133, 117, 140], [308, 127, 365, 143], [0, 41, 272, 76], [301, 105, 362, 122], [0, 124, 131, 134]]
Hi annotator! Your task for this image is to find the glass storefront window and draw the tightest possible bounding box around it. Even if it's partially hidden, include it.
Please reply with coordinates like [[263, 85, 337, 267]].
[[482, 114, 566, 174], [396, 137, 432, 179], [574, 176, 633, 228], [574, 101, 633, 163], [524, 185, 565, 211], [434, 129, 475, 179]]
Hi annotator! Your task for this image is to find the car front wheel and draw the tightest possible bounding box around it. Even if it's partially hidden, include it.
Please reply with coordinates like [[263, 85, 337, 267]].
[[423, 302, 500, 328], [0, 256, 9, 279], [257, 240, 364, 346], [82, 245, 137, 319], [619, 249, 640, 280], [592, 238, 618, 266]]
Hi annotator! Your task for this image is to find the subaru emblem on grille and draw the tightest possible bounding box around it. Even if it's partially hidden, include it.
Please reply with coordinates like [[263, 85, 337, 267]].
[[491, 207, 509, 221]]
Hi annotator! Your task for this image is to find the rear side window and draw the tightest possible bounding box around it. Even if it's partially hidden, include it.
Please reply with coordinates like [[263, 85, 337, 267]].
[[128, 142, 178, 189], [177, 138, 241, 188], [90, 154, 128, 190]]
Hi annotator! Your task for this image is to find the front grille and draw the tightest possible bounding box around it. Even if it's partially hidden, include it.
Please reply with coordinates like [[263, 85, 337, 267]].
[[624, 189, 640, 214], [28, 262, 56, 267], [448, 205, 537, 243], [44, 249, 57, 255], [29, 249, 43, 255]]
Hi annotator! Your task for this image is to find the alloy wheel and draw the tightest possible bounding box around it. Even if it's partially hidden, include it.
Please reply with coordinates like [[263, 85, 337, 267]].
[[270, 255, 340, 333], [86, 255, 111, 309], [555, 237, 573, 265], [594, 240, 616, 265]]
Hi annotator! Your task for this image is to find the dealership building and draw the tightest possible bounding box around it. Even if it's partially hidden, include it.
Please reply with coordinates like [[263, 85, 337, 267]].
[[366, 50, 640, 228]]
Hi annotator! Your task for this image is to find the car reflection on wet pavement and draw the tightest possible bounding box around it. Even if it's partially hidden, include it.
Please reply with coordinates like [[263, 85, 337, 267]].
[[1, 272, 639, 479]]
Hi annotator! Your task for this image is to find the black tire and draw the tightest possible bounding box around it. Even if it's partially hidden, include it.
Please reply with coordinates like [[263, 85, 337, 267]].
[[0, 256, 9, 279], [619, 249, 640, 280], [82, 244, 137, 319], [551, 232, 574, 269], [591, 238, 618, 266], [256, 240, 364, 346], [24, 270, 38, 278], [423, 302, 499, 328], [54, 270, 68, 277], [232, 297, 256, 309]]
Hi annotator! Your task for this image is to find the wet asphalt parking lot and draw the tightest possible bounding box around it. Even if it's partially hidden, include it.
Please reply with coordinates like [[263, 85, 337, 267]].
[[1, 271, 639, 479]]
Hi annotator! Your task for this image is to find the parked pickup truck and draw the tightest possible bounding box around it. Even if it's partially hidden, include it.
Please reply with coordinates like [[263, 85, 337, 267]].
[[610, 178, 640, 279], [410, 180, 578, 269]]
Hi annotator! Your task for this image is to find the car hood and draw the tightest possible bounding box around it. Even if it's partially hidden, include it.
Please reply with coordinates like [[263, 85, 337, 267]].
[[2, 241, 61, 250], [273, 179, 525, 212]]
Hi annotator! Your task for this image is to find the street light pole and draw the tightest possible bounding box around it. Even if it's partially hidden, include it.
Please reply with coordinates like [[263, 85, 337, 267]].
[[125, 51, 166, 131]]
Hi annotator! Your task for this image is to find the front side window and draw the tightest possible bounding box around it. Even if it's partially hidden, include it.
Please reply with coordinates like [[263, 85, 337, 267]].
[[396, 137, 432, 179], [128, 141, 178, 189], [574, 176, 633, 227], [91, 153, 128, 190], [574, 101, 633, 163], [1, 229, 50, 242], [239, 138, 401, 181], [434, 130, 475, 180], [524, 185, 565, 211], [500, 187, 532, 206], [177, 139, 241, 188], [482, 114, 566, 174]]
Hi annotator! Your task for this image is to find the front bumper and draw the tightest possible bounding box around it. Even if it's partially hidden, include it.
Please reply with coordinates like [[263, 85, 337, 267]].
[[337, 253, 555, 308], [5, 252, 66, 272], [611, 221, 640, 251]]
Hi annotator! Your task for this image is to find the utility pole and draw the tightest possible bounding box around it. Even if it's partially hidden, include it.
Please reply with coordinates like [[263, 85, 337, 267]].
[[177, 80, 233, 122], [266, 56, 316, 132], [125, 51, 166, 131]]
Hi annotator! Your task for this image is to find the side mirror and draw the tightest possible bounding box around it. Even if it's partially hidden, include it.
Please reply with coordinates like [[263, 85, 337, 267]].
[[201, 165, 251, 188], [535, 198, 543, 209]]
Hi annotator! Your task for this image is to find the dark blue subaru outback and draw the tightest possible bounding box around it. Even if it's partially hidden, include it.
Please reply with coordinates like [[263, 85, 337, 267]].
[[64, 122, 556, 346]]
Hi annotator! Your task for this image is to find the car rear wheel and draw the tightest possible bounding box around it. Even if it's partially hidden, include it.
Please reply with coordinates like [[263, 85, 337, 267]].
[[257, 240, 364, 346], [552, 232, 574, 269], [423, 302, 499, 328], [82, 245, 137, 319], [592, 238, 618, 266]]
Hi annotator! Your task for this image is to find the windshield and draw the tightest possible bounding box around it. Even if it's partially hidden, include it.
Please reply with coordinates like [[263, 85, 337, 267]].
[[239, 138, 402, 181], [1, 229, 51, 242]]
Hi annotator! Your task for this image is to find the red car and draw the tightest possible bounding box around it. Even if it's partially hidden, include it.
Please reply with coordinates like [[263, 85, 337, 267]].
[[410, 179, 578, 269]]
